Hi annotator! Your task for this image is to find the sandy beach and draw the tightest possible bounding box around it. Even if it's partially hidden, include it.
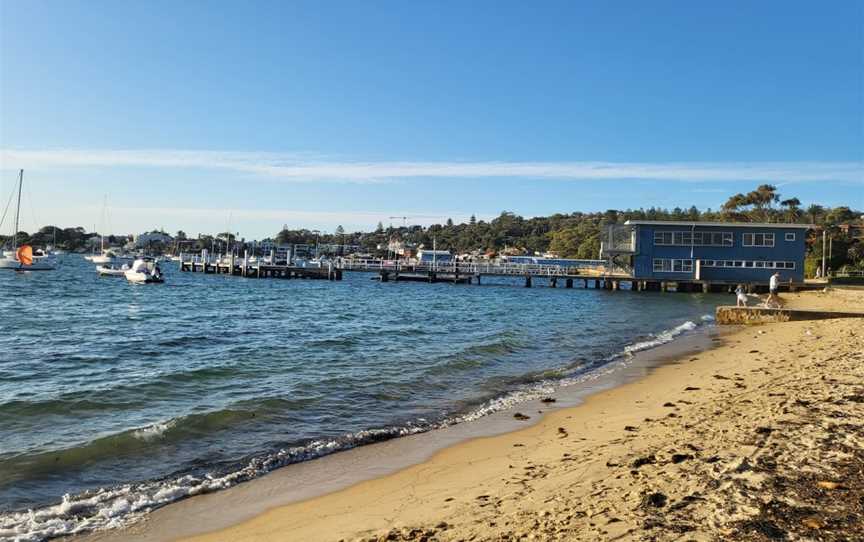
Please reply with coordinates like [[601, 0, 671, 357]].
[[185, 288, 863, 542], [89, 288, 864, 542]]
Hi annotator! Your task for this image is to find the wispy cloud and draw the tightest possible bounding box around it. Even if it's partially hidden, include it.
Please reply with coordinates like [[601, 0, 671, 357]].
[[1, 148, 861, 183]]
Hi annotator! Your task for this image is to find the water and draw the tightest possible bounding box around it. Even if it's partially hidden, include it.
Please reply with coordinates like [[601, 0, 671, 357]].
[[0, 257, 724, 540]]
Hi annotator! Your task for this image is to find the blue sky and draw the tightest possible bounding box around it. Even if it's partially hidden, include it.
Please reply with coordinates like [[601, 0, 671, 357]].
[[1, 0, 862, 238]]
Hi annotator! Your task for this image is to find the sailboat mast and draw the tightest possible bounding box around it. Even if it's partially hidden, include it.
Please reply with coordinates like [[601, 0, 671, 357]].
[[100, 195, 107, 253], [12, 169, 22, 251]]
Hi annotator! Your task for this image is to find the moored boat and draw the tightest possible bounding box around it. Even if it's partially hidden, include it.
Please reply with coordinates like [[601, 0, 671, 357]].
[[96, 263, 130, 277], [124, 257, 165, 284], [0, 170, 57, 271]]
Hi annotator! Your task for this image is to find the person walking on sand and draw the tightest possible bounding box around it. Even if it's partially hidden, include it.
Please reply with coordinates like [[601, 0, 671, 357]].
[[766, 272, 781, 308], [735, 284, 748, 307]]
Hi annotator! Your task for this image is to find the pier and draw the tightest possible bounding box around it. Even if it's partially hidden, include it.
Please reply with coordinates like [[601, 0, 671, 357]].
[[179, 254, 342, 280], [339, 259, 633, 288], [177, 254, 824, 293]]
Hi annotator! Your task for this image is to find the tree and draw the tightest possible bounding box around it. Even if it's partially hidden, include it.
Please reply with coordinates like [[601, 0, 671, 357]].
[[548, 228, 581, 258], [824, 206, 857, 226], [446, 218, 453, 227], [722, 184, 780, 222], [469, 214, 477, 226], [806, 204, 825, 225], [175, 230, 188, 240], [780, 198, 801, 223], [745, 184, 780, 221], [335, 225, 345, 236]]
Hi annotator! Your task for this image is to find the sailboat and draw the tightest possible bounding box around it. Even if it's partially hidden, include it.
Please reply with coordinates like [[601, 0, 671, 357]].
[[84, 195, 127, 264], [0, 170, 57, 271]]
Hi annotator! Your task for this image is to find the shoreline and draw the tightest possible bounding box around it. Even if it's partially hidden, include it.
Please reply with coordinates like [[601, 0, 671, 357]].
[[83, 289, 863, 541], [76, 310, 720, 542]]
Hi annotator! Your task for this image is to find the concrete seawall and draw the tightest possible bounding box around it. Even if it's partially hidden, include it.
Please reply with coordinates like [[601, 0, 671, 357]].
[[716, 306, 864, 325]]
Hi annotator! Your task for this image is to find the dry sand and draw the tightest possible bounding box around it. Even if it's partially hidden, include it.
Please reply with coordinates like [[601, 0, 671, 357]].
[[119, 289, 864, 542]]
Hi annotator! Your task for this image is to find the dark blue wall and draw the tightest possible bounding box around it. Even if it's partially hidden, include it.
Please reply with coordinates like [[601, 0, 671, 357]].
[[632, 224, 806, 283]]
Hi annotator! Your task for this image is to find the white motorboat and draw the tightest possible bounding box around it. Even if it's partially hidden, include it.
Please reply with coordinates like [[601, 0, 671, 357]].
[[96, 263, 130, 277], [0, 170, 57, 271], [124, 258, 165, 284], [87, 250, 126, 265]]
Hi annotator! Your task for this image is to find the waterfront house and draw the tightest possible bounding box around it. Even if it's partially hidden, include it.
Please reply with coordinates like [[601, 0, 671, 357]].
[[417, 249, 452, 263], [601, 220, 812, 285]]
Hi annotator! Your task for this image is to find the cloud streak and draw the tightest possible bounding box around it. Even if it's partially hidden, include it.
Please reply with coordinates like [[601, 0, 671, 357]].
[[1, 148, 861, 183]]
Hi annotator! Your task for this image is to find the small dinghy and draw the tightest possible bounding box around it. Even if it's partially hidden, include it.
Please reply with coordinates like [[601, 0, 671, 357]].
[[96, 263, 129, 277], [124, 258, 165, 284]]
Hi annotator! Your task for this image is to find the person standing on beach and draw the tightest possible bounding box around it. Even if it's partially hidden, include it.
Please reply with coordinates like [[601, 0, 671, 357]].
[[766, 272, 781, 307]]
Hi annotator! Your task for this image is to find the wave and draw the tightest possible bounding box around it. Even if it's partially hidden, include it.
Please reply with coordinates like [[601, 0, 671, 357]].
[[422, 334, 525, 376], [622, 320, 698, 355], [0, 410, 257, 483], [0, 314, 714, 542], [0, 364, 246, 420]]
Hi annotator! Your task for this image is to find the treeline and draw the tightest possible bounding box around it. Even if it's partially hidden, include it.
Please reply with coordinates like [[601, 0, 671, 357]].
[[4, 185, 863, 272], [274, 185, 862, 271], [0, 226, 118, 251]]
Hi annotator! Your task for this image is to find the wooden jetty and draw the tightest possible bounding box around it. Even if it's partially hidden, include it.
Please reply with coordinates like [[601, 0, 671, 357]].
[[180, 254, 342, 280], [176, 254, 823, 293], [342, 259, 641, 289], [336, 260, 826, 293]]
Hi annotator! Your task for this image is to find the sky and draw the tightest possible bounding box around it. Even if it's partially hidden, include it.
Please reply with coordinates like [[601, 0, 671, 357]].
[[0, 0, 862, 239]]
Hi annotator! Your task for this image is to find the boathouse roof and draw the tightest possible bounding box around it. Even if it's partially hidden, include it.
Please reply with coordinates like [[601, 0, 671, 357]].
[[624, 220, 813, 229]]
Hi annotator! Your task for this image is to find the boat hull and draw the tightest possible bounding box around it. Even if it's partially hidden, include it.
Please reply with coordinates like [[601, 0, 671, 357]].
[[0, 257, 57, 271], [96, 266, 126, 277]]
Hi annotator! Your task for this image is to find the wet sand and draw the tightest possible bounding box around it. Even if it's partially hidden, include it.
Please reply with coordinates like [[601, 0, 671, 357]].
[[89, 289, 864, 541]]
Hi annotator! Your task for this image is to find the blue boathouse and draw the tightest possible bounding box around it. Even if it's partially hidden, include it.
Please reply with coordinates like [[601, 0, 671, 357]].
[[602, 220, 812, 286]]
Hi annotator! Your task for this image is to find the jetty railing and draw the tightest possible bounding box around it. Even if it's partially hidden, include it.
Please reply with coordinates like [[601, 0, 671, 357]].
[[337, 259, 632, 278]]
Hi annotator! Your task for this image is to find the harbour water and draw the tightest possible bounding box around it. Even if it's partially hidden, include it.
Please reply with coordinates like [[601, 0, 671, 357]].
[[1, 256, 726, 540]]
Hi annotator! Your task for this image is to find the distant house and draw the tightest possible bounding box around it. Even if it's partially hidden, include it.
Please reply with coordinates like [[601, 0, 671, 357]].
[[257, 239, 292, 261], [133, 231, 174, 248], [417, 249, 452, 263], [602, 220, 812, 284], [838, 223, 864, 241]]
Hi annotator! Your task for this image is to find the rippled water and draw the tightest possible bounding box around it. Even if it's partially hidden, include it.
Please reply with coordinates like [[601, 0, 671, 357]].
[[0, 256, 724, 539]]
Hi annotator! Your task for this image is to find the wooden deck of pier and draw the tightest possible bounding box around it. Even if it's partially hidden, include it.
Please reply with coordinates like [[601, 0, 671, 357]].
[[176, 255, 822, 293], [336, 260, 822, 293], [340, 259, 633, 288], [180, 257, 342, 280]]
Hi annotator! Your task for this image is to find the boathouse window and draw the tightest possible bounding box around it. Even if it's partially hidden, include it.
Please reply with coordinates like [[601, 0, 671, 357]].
[[654, 231, 733, 246], [654, 232, 674, 245], [701, 260, 794, 270], [785, 232, 796, 241], [653, 259, 693, 273], [743, 233, 775, 247]]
